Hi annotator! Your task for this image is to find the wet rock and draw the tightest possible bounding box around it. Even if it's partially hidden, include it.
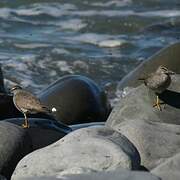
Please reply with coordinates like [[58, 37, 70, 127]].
[[106, 74, 180, 125], [109, 119, 180, 170], [38, 75, 111, 125], [16, 169, 161, 180], [0, 121, 32, 179], [11, 126, 140, 179], [5, 118, 71, 150], [151, 152, 180, 180]]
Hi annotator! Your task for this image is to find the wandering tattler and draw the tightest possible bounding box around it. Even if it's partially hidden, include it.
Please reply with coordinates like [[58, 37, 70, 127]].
[[139, 65, 175, 111], [10, 85, 55, 128]]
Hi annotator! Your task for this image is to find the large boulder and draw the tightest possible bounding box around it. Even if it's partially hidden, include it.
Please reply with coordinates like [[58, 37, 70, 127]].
[[108, 119, 180, 170], [11, 126, 140, 179], [5, 118, 71, 150], [16, 169, 161, 180], [151, 152, 180, 180], [0, 121, 32, 179], [106, 74, 180, 126], [38, 75, 111, 125]]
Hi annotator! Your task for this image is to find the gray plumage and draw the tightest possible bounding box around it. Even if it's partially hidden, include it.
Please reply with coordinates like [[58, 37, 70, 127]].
[[140, 66, 174, 94], [11, 85, 50, 128]]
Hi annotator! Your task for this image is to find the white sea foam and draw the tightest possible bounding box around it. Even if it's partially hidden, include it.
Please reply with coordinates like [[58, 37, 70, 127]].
[[58, 19, 87, 31], [51, 48, 70, 55], [16, 3, 76, 17], [98, 39, 126, 48], [14, 43, 51, 49], [110, 86, 135, 107], [56, 61, 73, 73], [92, 0, 132, 7]]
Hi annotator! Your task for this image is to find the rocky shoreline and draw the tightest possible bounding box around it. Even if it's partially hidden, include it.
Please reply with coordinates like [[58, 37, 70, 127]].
[[1, 42, 180, 180]]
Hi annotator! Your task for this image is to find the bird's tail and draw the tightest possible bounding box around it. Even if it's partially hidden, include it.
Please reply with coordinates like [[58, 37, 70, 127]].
[[138, 78, 145, 81]]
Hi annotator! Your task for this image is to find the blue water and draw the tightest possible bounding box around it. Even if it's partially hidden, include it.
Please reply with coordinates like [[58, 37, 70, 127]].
[[0, 0, 180, 105]]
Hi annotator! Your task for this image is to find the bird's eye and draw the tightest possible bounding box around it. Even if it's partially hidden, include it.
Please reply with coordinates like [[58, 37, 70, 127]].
[[161, 67, 168, 71]]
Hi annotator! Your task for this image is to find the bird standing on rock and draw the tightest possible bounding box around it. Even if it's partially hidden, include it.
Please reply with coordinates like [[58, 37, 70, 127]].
[[10, 85, 54, 128], [139, 65, 175, 111]]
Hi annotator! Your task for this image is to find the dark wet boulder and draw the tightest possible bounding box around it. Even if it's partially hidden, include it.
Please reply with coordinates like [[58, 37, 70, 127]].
[[0, 64, 5, 93], [0, 121, 32, 179], [11, 126, 140, 179], [38, 75, 111, 125], [4, 118, 71, 150], [14, 169, 161, 180]]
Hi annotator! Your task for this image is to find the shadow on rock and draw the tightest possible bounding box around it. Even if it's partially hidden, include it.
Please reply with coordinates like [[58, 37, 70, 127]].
[[4, 118, 71, 150], [159, 89, 180, 108]]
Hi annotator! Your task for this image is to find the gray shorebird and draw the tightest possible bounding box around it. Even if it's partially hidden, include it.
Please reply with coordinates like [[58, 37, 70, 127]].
[[139, 65, 175, 111], [10, 85, 52, 128]]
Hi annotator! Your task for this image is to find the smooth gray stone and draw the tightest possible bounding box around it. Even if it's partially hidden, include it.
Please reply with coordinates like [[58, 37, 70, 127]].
[[11, 126, 140, 179], [118, 42, 180, 89], [109, 119, 180, 170], [16, 170, 161, 180], [4, 118, 71, 150], [70, 122, 105, 131], [38, 75, 111, 125], [106, 74, 180, 126], [0, 121, 32, 179], [151, 152, 180, 180]]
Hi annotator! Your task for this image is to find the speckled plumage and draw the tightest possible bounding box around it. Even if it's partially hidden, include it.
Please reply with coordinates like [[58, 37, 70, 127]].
[[11, 85, 50, 128], [144, 72, 171, 94], [143, 66, 174, 94], [140, 66, 175, 111], [13, 89, 49, 114]]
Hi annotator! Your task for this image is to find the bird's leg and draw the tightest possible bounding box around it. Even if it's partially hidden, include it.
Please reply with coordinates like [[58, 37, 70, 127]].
[[153, 95, 164, 111], [22, 113, 29, 128]]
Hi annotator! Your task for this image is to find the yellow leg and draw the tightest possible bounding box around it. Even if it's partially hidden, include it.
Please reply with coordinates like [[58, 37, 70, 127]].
[[153, 95, 162, 111], [22, 113, 29, 128]]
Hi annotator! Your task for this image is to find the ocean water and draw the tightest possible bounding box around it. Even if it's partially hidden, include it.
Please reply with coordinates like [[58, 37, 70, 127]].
[[0, 0, 180, 106]]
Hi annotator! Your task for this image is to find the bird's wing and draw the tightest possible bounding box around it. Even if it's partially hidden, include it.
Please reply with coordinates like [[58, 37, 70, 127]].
[[14, 91, 45, 112]]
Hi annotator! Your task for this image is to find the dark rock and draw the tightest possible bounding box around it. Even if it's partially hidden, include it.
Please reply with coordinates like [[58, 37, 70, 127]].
[[15, 170, 161, 180], [11, 126, 140, 179], [38, 75, 111, 125], [151, 152, 180, 180], [0, 121, 32, 179], [108, 119, 180, 170], [0, 175, 7, 180], [4, 118, 71, 150], [0, 64, 5, 93]]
